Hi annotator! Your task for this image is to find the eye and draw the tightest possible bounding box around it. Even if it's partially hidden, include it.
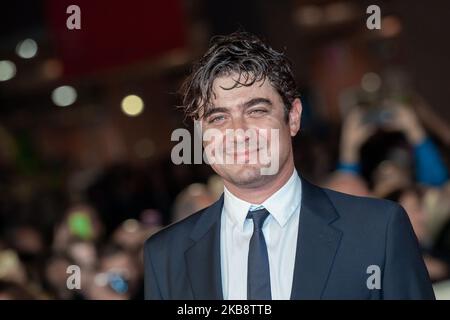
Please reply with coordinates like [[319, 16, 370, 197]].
[[208, 115, 226, 124], [248, 109, 267, 116]]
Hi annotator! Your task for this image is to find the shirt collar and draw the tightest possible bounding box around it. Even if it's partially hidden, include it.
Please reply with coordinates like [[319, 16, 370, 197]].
[[223, 169, 302, 231]]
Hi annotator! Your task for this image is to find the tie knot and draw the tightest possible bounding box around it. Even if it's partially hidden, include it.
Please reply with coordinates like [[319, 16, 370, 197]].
[[247, 208, 270, 230]]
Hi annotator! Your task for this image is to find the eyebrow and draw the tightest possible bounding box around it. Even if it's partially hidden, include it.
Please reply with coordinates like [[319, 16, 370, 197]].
[[203, 97, 273, 119], [242, 97, 273, 109]]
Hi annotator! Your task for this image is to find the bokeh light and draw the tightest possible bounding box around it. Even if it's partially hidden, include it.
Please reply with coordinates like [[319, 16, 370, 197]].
[[121, 95, 144, 116], [51, 85, 77, 107], [361, 72, 382, 93], [0, 60, 16, 81], [16, 38, 38, 59]]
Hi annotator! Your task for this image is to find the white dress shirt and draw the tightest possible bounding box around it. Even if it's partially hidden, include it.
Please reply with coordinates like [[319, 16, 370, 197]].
[[220, 169, 302, 300]]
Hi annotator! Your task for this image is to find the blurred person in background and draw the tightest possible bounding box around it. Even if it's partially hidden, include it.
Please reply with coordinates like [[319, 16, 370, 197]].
[[0, 249, 28, 286], [53, 204, 104, 252], [431, 184, 450, 272], [112, 217, 157, 295], [171, 183, 215, 223], [323, 171, 372, 197], [423, 185, 450, 242], [112, 215, 162, 264], [44, 253, 85, 300], [65, 238, 98, 273], [2, 225, 47, 295], [112, 219, 149, 252], [384, 187, 450, 282], [0, 249, 41, 299], [334, 92, 450, 283], [0, 281, 38, 300], [87, 244, 142, 300], [337, 100, 448, 191], [372, 159, 413, 199], [207, 174, 225, 200]]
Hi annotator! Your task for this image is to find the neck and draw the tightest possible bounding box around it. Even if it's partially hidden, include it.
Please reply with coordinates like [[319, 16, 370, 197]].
[[224, 160, 295, 204]]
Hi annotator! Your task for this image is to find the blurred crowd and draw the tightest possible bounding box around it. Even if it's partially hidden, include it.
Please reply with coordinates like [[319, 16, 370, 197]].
[[324, 94, 450, 285], [0, 139, 221, 299]]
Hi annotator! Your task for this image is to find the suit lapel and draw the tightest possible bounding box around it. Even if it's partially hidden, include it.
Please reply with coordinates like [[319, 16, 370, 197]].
[[185, 194, 224, 300], [290, 177, 343, 299]]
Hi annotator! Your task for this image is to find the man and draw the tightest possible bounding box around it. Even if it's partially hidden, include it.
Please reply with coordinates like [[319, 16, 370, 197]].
[[144, 32, 435, 300]]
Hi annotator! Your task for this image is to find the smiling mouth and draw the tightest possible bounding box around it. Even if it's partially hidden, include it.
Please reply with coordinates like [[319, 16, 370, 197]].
[[226, 148, 259, 157]]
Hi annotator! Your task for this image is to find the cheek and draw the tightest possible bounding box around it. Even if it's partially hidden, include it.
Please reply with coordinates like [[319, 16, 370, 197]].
[[266, 125, 291, 149], [203, 131, 226, 152], [257, 128, 291, 160]]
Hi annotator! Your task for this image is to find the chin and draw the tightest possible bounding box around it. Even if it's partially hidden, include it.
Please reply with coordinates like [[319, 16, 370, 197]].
[[222, 164, 269, 187]]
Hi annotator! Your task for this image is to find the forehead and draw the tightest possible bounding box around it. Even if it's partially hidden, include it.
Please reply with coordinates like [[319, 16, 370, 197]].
[[210, 73, 280, 105]]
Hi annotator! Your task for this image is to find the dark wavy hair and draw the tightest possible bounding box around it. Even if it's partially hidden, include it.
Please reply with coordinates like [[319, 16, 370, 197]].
[[180, 32, 299, 121]]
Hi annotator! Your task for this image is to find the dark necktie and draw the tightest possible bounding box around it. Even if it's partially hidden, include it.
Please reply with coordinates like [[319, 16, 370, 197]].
[[247, 208, 272, 300]]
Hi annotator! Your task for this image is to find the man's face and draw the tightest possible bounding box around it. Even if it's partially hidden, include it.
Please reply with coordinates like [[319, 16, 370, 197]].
[[200, 73, 301, 189]]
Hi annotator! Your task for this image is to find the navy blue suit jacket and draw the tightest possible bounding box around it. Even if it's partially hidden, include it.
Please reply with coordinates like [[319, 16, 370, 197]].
[[144, 177, 435, 299]]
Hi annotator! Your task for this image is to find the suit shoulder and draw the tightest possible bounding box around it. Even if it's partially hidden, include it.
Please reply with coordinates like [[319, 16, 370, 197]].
[[322, 187, 402, 224], [319, 186, 409, 249], [144, 206, 207, 251]]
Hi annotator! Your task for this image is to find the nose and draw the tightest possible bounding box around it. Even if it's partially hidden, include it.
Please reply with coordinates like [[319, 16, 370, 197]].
[[230, 116, 250, 144], [230, 114, 248, 130]]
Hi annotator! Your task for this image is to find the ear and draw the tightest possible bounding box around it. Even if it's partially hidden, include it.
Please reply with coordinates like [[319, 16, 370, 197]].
[[288, 98, 302, 137]]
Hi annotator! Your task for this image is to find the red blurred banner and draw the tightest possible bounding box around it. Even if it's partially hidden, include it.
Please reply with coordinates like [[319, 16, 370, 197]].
[[45, 0, 186, 76]]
